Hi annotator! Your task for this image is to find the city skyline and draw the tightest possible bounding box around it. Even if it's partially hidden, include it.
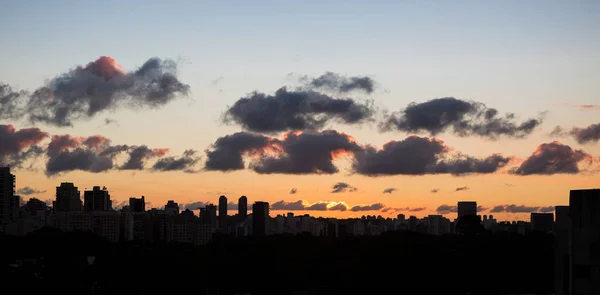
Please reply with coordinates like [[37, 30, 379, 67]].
[[1, 1, 600, 221]]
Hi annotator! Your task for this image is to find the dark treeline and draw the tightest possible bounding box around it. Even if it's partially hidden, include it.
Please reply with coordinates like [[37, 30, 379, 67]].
[[1, 228, 554, 295]]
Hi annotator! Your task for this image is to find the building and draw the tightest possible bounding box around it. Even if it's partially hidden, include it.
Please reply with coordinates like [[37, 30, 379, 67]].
[[238, 196, 247, 219], [530, 212, 554, 233], [427, 215, 451, 236], [568, 189, 600, 294], [52, 211, 122, 242], [84, 186, 112, 212], [252, 201, 269, 236], [200, 204, 217, 227], [164, 200, 179, 215], [457, 201, 477, 219], [129, 196, 145, 213], [555, 205, 570, 295], [0, 167, 17, 231], [53, 182, 82, 212], [218, 195, 227, 231]]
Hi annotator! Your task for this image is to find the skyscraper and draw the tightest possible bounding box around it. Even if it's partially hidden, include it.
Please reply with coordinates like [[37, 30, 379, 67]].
[[54, 182, 82, 212], [252, 201, 269, 236], [200, 204, 217, 227], [0, 167, 16, 231], [218, 195, 227, 231], [238, 195, 247, 218], [457, 201, 477, 219], [84, 186, 112, 212], [129, 196, 145, 213]]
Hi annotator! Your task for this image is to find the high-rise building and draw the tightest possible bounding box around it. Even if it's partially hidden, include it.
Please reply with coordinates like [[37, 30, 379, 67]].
[[129, 196, 145, 213], [252, 201, 269, 236], [0, 167, 16, 230], [238, 196, 247, 218], [457, 201, 477, 219], [84, 186, 112, 212], [200, 204, 217, 227], [530, 212, 554, 233], [568, 189, 600, 294], [218, 195, 227, 231], [165, 200, 179, 215], [555, 205, 570, 295], [53, 182, 82, 212]]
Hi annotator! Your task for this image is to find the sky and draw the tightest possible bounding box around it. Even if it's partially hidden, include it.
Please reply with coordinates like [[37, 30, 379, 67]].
[[1, 0, 599, 221]]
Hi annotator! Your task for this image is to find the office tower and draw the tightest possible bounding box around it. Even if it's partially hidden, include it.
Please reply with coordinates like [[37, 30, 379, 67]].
[[165, 200, 179, 215], [555, 205, 570, 295], [252, 201, 269, 236], [218, 195, 227, 231], [53, 182, 82, 212], [129, 196, 145, 213], [397, 214, 405, 222], [530, 212, 554, 233], [0, 167, 16, 230], [568, 189, 600, 294], [84, 186, 112, 212], [457, 201, 477, 219], [238, 195, 247, 218], [200, 204, 217, 226]]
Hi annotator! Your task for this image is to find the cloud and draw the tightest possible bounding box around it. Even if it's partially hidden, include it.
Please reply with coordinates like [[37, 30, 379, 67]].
[[559, 103, 600, 111], [299, 72, 375, 94], [431, 188, 439, 193], [436, 204, 458, 214], [289, 188, 298, 194], [489, 204, 555, 213], [455, 186, 469, 192], [271, 200, 331, 211], [104, 118, 118, 125], [16, 186, 47, 196], [328, 202, 349, 211], [152, 150, 201, 172], [251, 130, 361, 174], [331, 182, 357, 193], [352, 136, 511, 176], [569, 123, 600, 144], [19, 56, 189, 127], [0, 84, 28, 120], [113, 201, 128, 210], [121, 146, 169, 170], [0, 124, 48, 168], [380, 97, 542, 139], [204, 132, 277, 171], [182, 201, 210, 210], [222, 86, 374, 133], [510, 141, 594, 175], [350, 203, 385, 212], [382, 188, 396, 194]]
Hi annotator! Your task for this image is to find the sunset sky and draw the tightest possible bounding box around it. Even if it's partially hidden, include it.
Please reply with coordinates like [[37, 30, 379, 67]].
[[1, 0, 599, 221]]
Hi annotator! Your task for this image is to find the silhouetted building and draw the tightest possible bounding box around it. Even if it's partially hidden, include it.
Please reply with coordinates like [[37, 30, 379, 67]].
[[530, 212, 554, 233], [568, 189, 600, 294], [165, 200, 179, 215], [53, 182, 82, 212], [252, 201, 269, 236], [0, 167, 17, 231], [555, 205, 570, 295], [238, 195, 247, 219], [129, 196, 145, 213], [200, 204, 217, 227], [84, 186, 112, 212], [457, 201, 477, 219], [218, 195, 227, 231]]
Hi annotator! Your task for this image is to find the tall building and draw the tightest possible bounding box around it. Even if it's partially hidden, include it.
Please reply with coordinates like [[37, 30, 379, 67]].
[[129, 196, 145, 213], [568, 189, 600, 294], [252, 201, 269, 236], [53, 182, 82, 212], [457, 201, 477, 219], [200, 204, 217, 227], [84, 186, 112, 212], [555, 205, 570, 295], [218, 195, 227, 231], [0, 167, 16, 230], [530, 212, 554, 233], [238, 196, 247, 218], [165, 200, 179, 215]]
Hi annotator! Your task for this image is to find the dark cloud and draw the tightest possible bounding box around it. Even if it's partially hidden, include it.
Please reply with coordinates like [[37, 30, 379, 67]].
[[489, 204, 552, 213], [380, 97, 542, 139], [328, 203, 349, 211], [408, 207, 426, 212], [569, 123, 600, 144], [436, 204, 458, 214], [331, 182, 357, 193], [104, 118, 118, 125], [204, 132, 275, 171], [152, 150, 201, 172], [0, 124, 48, 167], [350, 203, 385, 212], [455, 186, 469, 192], [21, 56, 189, 127], [511, 141, 593, 175], [16, 186, 47, 196], [289, 188, 298, 194], [299, 72, 375, 94], [352, 136, 511, 176], [182, 201, 210, 210], [0, 84, 27, 120], [271, 200, 329, 211], [382, 188, 396, 194], [222, 86, 374, 133], [431, 188, 439, 193], [121, 146, 169, 170], [251, 130, 361, 174]]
